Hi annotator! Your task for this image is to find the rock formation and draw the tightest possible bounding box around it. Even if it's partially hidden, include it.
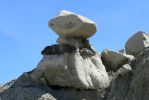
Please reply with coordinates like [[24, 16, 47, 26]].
[[27, 10, 110, 90], [104, 47, 149, 100], [0, 10, 149, 100], [49, 10, 97, 38], [101, 49, 134, 71], [125, 31, 149, 56]]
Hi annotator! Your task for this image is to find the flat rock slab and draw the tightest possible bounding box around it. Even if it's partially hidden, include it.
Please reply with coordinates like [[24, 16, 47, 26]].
[[48, 10, 97, 38]]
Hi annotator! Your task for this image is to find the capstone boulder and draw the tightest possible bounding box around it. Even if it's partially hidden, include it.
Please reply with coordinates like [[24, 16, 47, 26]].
[[49, 10, 97, 38]]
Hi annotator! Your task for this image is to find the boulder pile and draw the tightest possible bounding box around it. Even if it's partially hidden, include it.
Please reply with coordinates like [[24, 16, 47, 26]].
[[0, 10, 149, 100]]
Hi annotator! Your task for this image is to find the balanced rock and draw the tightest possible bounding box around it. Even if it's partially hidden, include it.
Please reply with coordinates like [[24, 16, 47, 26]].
[[14, 10, 109, 91], [101, 49, 134, 71], [125, 31, 149, 56], [48, 10, 97, 38], [28, 41, 110, 89], [0, 80, 102, 100], [1, 10, 149, 100]]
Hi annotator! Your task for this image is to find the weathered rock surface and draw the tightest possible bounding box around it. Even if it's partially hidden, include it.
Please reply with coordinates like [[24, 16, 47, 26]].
[[57, 36, 83, 49], [104, 47, 149, 100], [125, 31, 149, 56], [1, 47, 149, 100], [101, 49, 134, 71], [0, 10, 111, 100], [49, 10, 97, 38], [0, 81, 103, 100], [41, 44, 76, 55], [1, 10, 149, 100], [17, 36, 110, 90], [30, 53, 109, 89], [116, 64, 132, 75], [57, 36, 96, 53]]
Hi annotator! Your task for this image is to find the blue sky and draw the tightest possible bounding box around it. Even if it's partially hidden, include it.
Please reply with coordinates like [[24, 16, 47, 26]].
[[0, 0, 149, 84]]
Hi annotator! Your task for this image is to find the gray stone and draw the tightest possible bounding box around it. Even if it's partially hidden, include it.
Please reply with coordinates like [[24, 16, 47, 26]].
[[116, 64, 132, 76], [0, 80, 15, 93], [15, 34, 109, 90], [29, 52, 110, 90], [105, 47, 149, 100], [101, 49, 134, 71], [15, 31, 110, 90], [57, 36, 96, 53], [0, 80, 104, 100], [79, 48, 95, 57], [2, 10, 149, 100], [104, 70, 133, 100], [107, 64, 132, 82], [125, 31, 149, 56], [49, 10, 97, 38], [0, 82, 56, 100], [56, 36, 83, 49]]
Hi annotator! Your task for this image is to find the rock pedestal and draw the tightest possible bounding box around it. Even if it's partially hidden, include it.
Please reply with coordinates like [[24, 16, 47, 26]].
[[14, 11, 110, 90], [2, 10, 110, 100], [29, 10, 109, 90]]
